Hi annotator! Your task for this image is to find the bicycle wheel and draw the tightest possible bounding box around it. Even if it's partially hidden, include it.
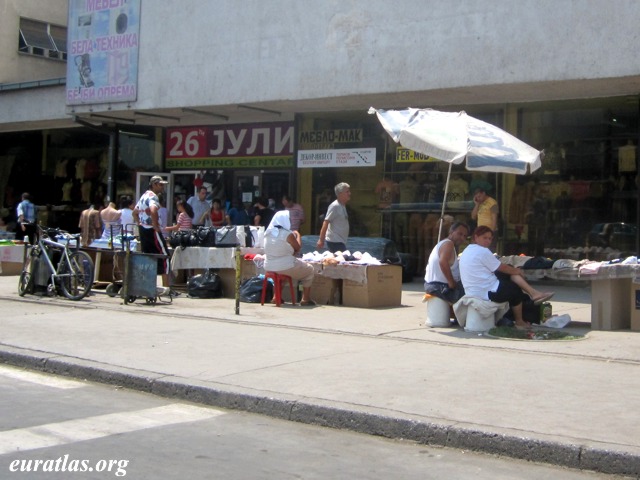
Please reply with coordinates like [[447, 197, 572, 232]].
[[59, 251, 94, 300], [18, 271, 33, 296]]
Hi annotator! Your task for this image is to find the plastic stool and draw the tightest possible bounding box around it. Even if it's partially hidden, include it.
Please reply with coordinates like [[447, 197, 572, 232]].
[[425, 296, 451, 327], [261, 272, 296, 307]]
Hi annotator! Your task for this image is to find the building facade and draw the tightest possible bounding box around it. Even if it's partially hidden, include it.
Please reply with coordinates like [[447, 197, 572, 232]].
[[2, 0, 640, 273]]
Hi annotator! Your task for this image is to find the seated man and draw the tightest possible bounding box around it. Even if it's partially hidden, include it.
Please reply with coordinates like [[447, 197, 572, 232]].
[[460, 225, 554, 329], [424, 221, 469, 304]]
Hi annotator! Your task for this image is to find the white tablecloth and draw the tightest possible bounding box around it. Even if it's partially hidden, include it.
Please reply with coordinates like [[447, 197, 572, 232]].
[[170, 247, 264, 270]]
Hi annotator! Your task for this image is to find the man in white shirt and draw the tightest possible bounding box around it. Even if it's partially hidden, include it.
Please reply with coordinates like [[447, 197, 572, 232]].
[[188, 186, 210, 227]]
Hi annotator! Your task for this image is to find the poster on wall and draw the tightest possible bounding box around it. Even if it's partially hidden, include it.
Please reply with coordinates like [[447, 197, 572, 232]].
[[66, 0, 141, 105], [297, 149, 376, 168]]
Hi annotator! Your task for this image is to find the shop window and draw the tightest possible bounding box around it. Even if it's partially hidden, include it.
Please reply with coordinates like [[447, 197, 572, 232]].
[[511, 97, 640, 258], [18, 17, 67, 61]]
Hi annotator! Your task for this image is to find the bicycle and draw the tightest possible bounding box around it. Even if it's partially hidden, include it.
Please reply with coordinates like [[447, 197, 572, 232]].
[[18, 225, 95, 301]]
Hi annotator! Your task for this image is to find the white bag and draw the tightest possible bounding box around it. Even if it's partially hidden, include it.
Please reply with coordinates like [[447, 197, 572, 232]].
[[543, 314, 571, 328]]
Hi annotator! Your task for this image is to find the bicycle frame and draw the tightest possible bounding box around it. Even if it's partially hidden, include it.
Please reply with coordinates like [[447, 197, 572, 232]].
[[19, 226, 94, 301], [37, 234, 80, 286]]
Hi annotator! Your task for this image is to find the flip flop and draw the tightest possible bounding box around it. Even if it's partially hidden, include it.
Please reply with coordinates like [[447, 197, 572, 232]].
[[532, 292, 555, 305], [300, 300, 317, 306]]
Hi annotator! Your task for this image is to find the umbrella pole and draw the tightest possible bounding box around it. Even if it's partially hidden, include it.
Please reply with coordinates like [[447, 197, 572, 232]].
[[438, 163, 453, 242]]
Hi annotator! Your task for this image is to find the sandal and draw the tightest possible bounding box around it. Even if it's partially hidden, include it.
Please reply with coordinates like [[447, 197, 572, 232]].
[[532, 292, 554, 305], [300, 300, 317, 306]]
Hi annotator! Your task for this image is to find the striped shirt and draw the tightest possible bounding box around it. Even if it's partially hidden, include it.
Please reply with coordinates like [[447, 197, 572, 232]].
[[176, 212, 193, 231]]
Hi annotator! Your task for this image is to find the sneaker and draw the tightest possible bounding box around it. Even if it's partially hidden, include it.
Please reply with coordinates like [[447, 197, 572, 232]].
[[156, 286, 171, 297]]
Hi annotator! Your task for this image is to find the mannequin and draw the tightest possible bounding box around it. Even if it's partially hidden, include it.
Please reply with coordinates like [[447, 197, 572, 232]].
[[78, 205, 102, 247], [100, 202, 122, 241]]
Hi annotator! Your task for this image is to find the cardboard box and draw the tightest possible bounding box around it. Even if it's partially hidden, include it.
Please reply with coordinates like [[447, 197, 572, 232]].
[[0, 262, 22, 276], [217, 260, 257, 299], [630, 283, 640, 331], [591, 277, 630, 330], [311, 274, 340, 305], [342, 265, 402, 308]]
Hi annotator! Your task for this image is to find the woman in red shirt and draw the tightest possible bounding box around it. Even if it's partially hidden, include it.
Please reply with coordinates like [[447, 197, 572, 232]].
[[210, 198, 226, 227]]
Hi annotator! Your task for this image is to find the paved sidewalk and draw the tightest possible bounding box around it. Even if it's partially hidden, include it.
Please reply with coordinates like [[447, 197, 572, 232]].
[[1, 275, 639, 476]]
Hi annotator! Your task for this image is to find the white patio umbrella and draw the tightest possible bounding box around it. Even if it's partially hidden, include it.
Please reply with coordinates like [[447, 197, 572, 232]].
[[368, 107, 544, 239]]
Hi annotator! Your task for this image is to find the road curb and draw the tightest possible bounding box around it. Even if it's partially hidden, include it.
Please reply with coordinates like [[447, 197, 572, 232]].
[[0, 345, 638, 476]]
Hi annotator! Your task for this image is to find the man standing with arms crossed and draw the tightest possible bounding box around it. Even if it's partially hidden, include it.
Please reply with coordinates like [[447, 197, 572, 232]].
[[316, 182, 351, 253], [133, 176, 171, 292]]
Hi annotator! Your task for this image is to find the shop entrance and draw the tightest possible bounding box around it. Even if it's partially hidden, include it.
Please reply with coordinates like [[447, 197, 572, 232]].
[[232, 170, 291, 209], [135, 172, 174, 221]]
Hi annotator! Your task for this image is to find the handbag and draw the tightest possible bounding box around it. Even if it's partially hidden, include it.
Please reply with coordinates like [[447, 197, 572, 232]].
[[215, 226, 239, 247], [194, 226, 216, 247], [168, 230, 192, 249]]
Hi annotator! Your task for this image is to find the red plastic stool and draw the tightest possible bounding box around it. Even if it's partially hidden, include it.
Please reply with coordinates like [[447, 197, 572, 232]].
[[261, 272, 296, 307]]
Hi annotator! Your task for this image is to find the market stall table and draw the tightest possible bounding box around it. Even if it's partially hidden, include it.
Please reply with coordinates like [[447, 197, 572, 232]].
[[513, 258, 640, 331], [170, 246, 263, 298]]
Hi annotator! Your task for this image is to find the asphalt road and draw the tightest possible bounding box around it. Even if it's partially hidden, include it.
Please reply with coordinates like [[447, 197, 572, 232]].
[[0, 365, 626, 480]]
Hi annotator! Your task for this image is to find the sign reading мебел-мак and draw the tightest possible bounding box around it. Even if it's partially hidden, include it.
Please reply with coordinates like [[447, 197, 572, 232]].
[[297, 149, 376, 168], [66, 0, 141, 105]]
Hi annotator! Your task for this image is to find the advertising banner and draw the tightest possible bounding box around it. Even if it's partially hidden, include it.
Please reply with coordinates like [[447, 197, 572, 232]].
[[166, 122, 295, 169], [297, 149, 376, 168], [66, 0, 141, 105]]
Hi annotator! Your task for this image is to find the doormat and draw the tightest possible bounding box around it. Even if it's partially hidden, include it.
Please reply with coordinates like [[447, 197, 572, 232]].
[[487, 326, 585, 341]]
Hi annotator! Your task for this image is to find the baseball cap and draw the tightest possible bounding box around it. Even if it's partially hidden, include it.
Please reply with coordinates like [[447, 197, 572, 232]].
[[149, 176, 168, 185]]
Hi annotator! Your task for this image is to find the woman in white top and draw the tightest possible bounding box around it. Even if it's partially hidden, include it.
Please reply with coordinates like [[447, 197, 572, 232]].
[[459, 225, 554, 329], [119, 196, 136, 235], [264, 210, 315, 306]]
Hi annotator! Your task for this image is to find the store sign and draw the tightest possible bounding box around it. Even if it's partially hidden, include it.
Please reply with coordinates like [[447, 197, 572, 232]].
[[297, 149, 376, 168], [167, 156, 293, 169], [396, 147, 440, 163], [66, 0, 141, 105], [299, 128, 363, 149], [166, 122, 294, 169]]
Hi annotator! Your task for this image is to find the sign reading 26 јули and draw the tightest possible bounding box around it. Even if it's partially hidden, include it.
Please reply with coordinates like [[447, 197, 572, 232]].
[[66, 0, 141, 105], [165, 123, 295, 169], [297, 149, 376, 168]]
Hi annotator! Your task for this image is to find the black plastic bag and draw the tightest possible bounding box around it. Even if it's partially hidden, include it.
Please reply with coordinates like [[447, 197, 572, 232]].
[[239, 275, 272, 303], [187, 269, 223, 298]]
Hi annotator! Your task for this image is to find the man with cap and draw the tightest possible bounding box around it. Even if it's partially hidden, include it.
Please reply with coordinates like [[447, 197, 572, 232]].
[[133, 176, 171, 293]]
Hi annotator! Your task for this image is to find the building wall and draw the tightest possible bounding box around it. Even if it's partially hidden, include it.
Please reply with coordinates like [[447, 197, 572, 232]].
[[0, 0, 68, 84], [130, 0, 640, 109], [2, 0, 640, 127]]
